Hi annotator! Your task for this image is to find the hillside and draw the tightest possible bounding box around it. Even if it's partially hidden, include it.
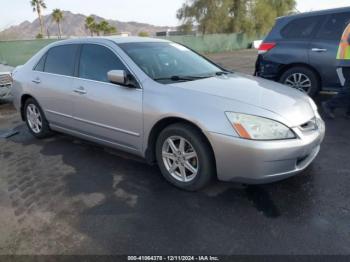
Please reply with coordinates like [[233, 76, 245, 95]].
[[0, 11, 173, 40]]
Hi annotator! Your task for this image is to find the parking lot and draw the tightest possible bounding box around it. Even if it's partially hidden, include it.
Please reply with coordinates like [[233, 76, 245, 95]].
[[0, 50, 349, 255]]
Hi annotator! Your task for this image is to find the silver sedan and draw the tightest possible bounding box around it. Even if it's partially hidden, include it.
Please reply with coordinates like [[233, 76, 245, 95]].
[[12, 37, 325, 191]]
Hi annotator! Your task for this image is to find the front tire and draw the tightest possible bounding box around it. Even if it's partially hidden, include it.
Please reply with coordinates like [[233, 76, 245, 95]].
[[280, 66, 320, 97], [24, 98, 52, 139], [156, 123, 215, 191]]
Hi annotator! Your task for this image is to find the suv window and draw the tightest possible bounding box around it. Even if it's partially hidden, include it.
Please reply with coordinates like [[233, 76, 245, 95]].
[[44, 45, 79, 76], [79, 44, 127, 83], [281, 16, 322, 40], [316, 12, 350, 40]]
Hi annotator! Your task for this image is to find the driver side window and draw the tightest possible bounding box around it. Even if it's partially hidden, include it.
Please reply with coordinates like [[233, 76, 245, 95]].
[[79, 44, 127, 83]]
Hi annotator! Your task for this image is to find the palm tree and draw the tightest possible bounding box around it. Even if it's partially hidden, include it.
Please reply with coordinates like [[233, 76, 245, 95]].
[[107, 26, 117, 35], [30, 0, 47, 36], [85, 16, 96, 36], [97, 21, 117, 36], [52, 9, 63, 39], [99, 21, 110, 36]]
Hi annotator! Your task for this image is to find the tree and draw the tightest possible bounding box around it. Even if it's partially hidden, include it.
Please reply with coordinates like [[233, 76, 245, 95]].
[[30, 0, 47, 37], [226, 0, 254, 34], [52, 9, 63, 39], [85, 16, 117, 36], [138, 31, 149, 37], [98, 21, 109, 35], [251, 0, 296, 36], [85, 16, 96, 36], [177, 0, 230, 35], [178, 21, 194, 34], [107, 25, 117, 35], [177, 0, 296, 36], [97, 21, 117, 36]]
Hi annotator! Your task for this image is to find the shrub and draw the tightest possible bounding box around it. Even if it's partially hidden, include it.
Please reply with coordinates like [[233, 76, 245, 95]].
[[138, 31, 149, 37], [36, 33, 44, 39]]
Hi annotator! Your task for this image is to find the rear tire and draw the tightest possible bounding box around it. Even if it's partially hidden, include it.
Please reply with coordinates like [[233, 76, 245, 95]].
[[280, 66, 320, 97], [24, 98, 53, 139], [156, 123, 215, 191]]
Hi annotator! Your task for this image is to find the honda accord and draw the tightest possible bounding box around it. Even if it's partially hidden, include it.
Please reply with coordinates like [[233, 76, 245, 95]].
[[12, 37, 325, 191]]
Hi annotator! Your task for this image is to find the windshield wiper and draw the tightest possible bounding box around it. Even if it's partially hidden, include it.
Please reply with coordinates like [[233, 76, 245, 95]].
[[215, 70, 232, 76], [154, 75, 211, 82]]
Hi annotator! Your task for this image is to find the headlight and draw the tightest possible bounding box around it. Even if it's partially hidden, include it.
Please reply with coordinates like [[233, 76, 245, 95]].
[[225, 112, 296, 140]]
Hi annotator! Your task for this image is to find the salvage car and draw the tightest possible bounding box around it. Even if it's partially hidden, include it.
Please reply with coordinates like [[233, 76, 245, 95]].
[[12, 37, 325, 191]]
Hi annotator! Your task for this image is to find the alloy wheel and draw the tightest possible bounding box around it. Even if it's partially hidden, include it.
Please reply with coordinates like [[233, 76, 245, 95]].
[[284, 73, 312, 93], [26, 104, 43, 134], [162, 136, 199, 183]]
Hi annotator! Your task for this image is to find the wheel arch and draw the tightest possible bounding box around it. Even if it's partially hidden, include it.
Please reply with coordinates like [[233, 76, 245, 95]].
[[145, 117, 216, 169], [278, 63, 322, 87], [20, 94, 35, 121]]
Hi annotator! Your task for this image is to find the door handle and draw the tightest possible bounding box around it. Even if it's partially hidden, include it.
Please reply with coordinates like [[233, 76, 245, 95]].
[[311, 48, 327, 52], [73, 87, 87, 95], [32, 78, 41, 84]]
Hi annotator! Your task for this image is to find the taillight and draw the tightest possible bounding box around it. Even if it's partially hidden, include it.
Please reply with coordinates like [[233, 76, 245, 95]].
[[258, 42, 276, 55]]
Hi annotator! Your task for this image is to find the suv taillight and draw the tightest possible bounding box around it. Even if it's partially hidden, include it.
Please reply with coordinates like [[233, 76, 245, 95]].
[[258, 42, 276, 55]]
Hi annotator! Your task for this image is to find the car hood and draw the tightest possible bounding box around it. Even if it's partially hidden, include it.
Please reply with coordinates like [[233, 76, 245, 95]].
[[169, 73, 315, 127]]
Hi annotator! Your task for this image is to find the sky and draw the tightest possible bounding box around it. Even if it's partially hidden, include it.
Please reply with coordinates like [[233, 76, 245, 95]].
[[0, 0, 349, 30]]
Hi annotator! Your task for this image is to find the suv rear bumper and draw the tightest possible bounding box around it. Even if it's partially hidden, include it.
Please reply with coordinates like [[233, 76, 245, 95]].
[[255, 55, 280, 80]]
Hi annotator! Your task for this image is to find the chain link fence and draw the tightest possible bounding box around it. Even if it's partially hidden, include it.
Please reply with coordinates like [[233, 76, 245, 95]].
[[160, 33, 259, 53], [0, 39, 58, 67]]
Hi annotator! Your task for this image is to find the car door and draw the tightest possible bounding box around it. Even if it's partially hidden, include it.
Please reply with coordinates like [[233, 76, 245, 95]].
[[309, 12, 350, 90], [30, 44, 79, 129], [72, 43, 143, 153], [277, 15, 323, 66]]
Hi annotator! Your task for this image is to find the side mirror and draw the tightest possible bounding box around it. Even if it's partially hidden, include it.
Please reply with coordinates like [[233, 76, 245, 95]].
[[107, 70, 138, 88], [108, 70, 127, 85]]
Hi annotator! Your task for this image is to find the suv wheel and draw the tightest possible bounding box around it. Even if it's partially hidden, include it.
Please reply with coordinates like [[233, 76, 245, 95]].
[[24, 98, 52, 138], [280, 67, 320, 97], [156, 123, 215, 191]]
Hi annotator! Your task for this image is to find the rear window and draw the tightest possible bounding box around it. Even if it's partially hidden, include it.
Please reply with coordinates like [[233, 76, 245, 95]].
[[281, 16, 322, 40], [44, 45, 79, 76], [316, 12, 350, 40]]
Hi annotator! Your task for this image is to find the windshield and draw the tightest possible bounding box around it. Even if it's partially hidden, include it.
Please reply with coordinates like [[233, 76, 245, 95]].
[[118, 42, 223, 83]]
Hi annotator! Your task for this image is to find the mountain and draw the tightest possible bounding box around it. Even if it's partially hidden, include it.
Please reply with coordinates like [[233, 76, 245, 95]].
[[0, 11, 174, 40]]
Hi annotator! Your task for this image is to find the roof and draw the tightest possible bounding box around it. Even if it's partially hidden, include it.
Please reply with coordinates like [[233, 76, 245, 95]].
[[52, 36, 170, 46], [107, 36, 170, 44], [278, 6, 350, 20]]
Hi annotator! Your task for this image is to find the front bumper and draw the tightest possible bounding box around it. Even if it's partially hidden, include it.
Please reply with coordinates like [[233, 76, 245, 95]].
[[207, 118, 325, 184]]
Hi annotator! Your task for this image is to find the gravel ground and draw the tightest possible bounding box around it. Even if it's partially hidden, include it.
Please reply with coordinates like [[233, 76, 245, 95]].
[[207, 49, 258, 75], [0, 51, 350, 255]]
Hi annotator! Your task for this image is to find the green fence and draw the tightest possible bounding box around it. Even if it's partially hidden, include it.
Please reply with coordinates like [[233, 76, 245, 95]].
[[0, 33, 258, 67], [0, 39, 58, 67], [160, 33, 258, 53]]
